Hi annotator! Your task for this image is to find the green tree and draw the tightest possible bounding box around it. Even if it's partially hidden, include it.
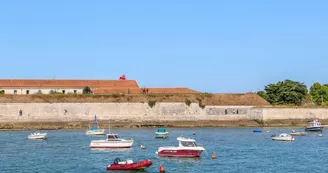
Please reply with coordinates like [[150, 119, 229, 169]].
[[309, 82, 328, 105], [257, 91, 269, 101], [83, 86, 92, 94], [259, 79, 308, 105]]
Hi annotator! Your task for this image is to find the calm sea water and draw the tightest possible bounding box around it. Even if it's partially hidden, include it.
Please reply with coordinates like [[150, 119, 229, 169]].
[[0, 127, 327, 173]]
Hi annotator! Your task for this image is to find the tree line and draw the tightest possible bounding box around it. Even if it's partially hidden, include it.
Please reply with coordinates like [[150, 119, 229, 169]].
[[257, 79, 328, 106]]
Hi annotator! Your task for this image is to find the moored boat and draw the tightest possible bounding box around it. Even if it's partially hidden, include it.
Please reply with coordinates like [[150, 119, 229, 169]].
[[271, 133, 295, 141], [90, 133, 134, 148], [156, 137, 205, 157], [290, 130, 307, 136], [305, 120, 323, 132], [28, 132, 47, 140], [86, 115, 105, 135], [155, 128, 169, 138], [106, 158, 152, 170]]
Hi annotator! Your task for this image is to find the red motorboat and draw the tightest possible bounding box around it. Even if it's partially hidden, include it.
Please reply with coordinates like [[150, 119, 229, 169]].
[[156, 137, 205, 157], [107, 158, 152, 171]]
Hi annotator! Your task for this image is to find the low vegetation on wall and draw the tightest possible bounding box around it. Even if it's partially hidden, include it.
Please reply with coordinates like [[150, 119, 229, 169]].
[[0, 93, 269, 106]]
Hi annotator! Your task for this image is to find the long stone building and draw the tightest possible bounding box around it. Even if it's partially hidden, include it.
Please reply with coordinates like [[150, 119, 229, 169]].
[[0, 78, 199, 95]]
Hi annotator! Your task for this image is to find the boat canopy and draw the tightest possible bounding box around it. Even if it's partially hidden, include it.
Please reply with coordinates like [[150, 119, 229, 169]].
[[179, 141, 197, 147], [308, 120, 321, 127], [177, 137, 196, 142], [107, 134, 119, 140], [157, 128, 166, 132], [91, 126, 98, 130]]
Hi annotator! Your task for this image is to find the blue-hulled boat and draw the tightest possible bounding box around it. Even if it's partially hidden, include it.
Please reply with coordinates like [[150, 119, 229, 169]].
[[253, 129, 262, 133], [305, 120, 323, 132], [155, 128, 169, 138]]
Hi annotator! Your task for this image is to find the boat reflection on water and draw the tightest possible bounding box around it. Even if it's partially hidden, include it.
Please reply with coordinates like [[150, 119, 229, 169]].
[[90, 148, 133, 152], [159, 156, 201, 163]]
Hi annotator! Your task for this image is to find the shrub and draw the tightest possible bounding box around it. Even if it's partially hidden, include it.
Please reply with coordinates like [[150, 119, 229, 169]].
[[49, 90, 57, 94], [127, 96, 132, 102], [83, 86, 92, 94], [197, 98, 206, 109], [203, 92, 213, 97], [185, 99, 192, 106], [147, 94, 157, 98], [148, 100, 156, 108], [112, 93, 120, 98], [199, 102, 206, 109]]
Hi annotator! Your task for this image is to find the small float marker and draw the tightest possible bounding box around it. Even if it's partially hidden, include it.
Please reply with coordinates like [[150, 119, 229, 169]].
[[193, 132, 196, 135], [140, 145, 146, 149], [212, 152, 217, 159], [159, 165, 166, 172]]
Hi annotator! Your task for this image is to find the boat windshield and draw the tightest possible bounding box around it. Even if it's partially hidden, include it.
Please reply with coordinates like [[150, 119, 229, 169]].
[[107, 135, 119, 140], [180, 141, 196, 147], [158, 128, 166, 132], [280, 133, 290, 137], [309, 122, 321, 127]]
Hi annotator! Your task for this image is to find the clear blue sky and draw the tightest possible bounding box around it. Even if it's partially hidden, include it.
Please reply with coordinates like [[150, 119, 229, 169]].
[[0, 1, 327, 93]]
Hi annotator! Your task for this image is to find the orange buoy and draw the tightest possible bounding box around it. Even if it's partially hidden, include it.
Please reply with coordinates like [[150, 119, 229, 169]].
[[159, 165, 166, 172], [212, 152, 217, 159]]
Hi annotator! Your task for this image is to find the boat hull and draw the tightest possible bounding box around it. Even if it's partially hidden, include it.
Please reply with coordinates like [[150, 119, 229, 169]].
[[290, 132, 307, 136], [157, 149, 204, 157], [272, 137, 294, 141], [28, 134, 47, 140], [107, 160, 152, 170], [90, 140, 134, 148], [305, 127, 323, 132], [86, 129, 105, 135], [155, 132, 168, 138]]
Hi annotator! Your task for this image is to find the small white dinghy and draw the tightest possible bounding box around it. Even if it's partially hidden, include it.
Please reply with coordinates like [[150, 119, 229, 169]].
[[290, 130, 307, 136], [28, 132, 47, 140], [271, 133, 295, 141]]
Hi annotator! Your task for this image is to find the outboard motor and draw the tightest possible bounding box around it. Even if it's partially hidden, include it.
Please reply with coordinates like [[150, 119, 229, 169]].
[[114, 158, 121, 164]]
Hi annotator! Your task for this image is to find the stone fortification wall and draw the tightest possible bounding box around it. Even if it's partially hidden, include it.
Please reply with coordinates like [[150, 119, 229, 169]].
[[0, 103, 253, 123], [1, 103, 328, 128], [262, 108, 328, 120]]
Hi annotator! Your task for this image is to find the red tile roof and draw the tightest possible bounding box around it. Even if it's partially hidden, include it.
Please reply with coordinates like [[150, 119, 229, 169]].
[[93, 87, 141, 94], [146, 88, 200, 94], [0, 79, 139, 88], [93, 87, 200, 94]]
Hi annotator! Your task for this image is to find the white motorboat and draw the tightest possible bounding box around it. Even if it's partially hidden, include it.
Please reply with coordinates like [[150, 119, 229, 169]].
[[305, 119, 323, 132], [86, 115, 105, 135], [90, 133, 134, 148], [28, 132, 47, 140], [156, 137, 205, 157], [155, 128, 168, 138], [271, 133, 295, 141]]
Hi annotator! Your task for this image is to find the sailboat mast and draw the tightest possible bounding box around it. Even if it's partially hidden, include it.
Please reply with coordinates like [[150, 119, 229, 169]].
[[108, 115, 110, 134]]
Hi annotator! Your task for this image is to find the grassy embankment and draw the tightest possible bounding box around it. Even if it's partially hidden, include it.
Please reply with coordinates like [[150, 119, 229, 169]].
[[0, 93, 269, 106]]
